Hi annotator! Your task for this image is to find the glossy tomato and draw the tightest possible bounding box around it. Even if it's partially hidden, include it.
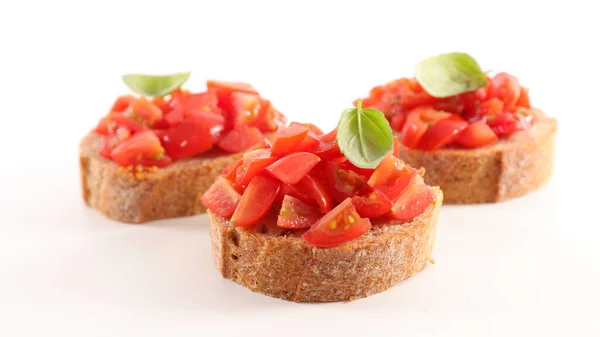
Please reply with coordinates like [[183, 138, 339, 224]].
[[266, 152, 321, 185], [389, 176, 434, 222], [217, 126, 263, 153], [222, 158, 243, 182], [127, 97, 163, 127], [418, 115, 469, 151], [400, 108, 450, 149], [230, 92, 262, 128], [110, 95, 136, 113], [351, 190, 393, 219], [367, 153, 417, 201], [321, 161, 367, 203], [296, 174, 334, 213], [302, 198, 372, 248], [277, 195, 321, 229], [186, 111, 225, 140], [231, 175, 280, 227], [206, 80, 258, 121], [110, 130, 172, 167], [271, 123, 309, 155], [516, 87, 531, 109], [488, 112, 534, 136], [157, 120, 213, 161], [253, 99, 286, 133], [488, 72, 520, 111], [313, 129, 342, 160], [456, 121, 498, 148], [234, 149, 277, 188], [200, 177, 242, 218]]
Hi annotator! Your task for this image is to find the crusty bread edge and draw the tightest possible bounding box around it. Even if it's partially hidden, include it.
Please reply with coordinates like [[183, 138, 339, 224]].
[[208, 187, 443, 302]]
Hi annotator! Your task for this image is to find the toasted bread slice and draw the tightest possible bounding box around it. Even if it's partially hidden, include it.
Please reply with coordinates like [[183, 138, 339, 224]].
[[208, 186, 442, 302], [80, 131, 242, 223], [396, 110, 557, 204]]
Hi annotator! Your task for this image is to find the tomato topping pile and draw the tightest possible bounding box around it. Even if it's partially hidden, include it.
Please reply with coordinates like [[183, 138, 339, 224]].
[[201, 123, 435, 248], [94, 80, 286, 170], [356, 73, 534, 151]]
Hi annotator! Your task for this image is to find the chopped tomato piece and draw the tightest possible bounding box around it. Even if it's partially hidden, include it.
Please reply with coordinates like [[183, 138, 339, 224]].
[[217, 126, 263, 153], [314, 129, 342, 159], [418, 115, 469, 151], [488, 112, 534, 136], [367, 153, 417, 201], [276, 183, 314, 206], [127, 97, 163, 127], [183, 91, 220, 117], [294, 130, 320, 152], [201, 177, 242, 218], [516, 87, 531, 109], [488, 72, 520, 111], [230, 92, 262, 128], [110, 130, 171, 167], [151, 97, 170, 113], [400, 107, 449, 149], [222, 158, 243, 182], [302, 198, 372, 248], [303, 123, 324, 136], [271, 123, 309, 155], [110, 95, 136, 113], [456, 121, 498, 148], [253, 100, 286, 133], [351, 190, 393, 219], [251, 138, 272, 150], [266, 152, 321, 185], [339, 160, 375, 179], [277, 195, 321, 229], [186, 110, 225, 140], [206, 80, 258, 96], [111, 114, 147, 133], [393, 136, 401, 158], [157, 120, 213, 161], [480, 98, 504, 117], [389, 176, 434, 222], [390, 113, 406, 132], [234, 149, 278, 188], [321, 161, 368, 203], [231, 176, 280, 227], [163, 89, 186, 126], [296, 174, 334, 213]]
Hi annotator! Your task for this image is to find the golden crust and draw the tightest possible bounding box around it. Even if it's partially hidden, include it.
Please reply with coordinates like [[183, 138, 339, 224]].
[[79, 131, 242, 223], [396, 110, 557, 204], [208, 187, 443, 302]]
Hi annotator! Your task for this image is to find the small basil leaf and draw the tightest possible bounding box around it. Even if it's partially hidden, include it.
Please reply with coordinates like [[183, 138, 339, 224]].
[[336, 101, 393, 169], [415, 52, 487, 98], [122, 72, 191, 97]]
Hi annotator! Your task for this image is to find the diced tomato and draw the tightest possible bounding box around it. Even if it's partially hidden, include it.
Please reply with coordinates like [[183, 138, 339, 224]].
[[418, 115, 469, 151], [186, 111, 225, 140], [277, 195, 321, 229], [163, 89, 186, 126], [400, 109, 429, 149], [111, 114, 147, 133], [393, 136, 401, 158], [183, 91, 220, 117], [296, 174, 334, 213], [276, 183, 315, 206], [253, 100, 286, 133], [234, 149, 277, 188], [456, 121, 498, 148], [389, 176, 434, 222], [390, 113, 406, 132], [302, 198, 372, 248], [222, 158, 243, 182], [231, 175, 280, 227], [314, 129, 342, 160], [480, 98, 504, 117], [487, 112, 534, 136], [432, 95, 465, 115], [217, 126, 264, 153], [229, 92, 263, 128], [321, 161, 368, 202], [516, 87, 531, 109], [151, 97, 170, 113], [251, 138, 272, 150], [126, 97, 163, 127], [206, 80, 258, 96], [339, 160, 375, 179], [270, 123, 309, 155], [95, 117, 112, 135], [157, 120, 213, 161], [110, 95, 137, 113], [488, 72, 521, 111], [351, 190, 393, 219], [266, 152, 321, 185], [110, 130, 172, 167], [294, 130, 320, 152], [99, 126, 131, 158], [303, 123, 324, 136], [367, 153, 417, 201], [201, 177, 242, 218]]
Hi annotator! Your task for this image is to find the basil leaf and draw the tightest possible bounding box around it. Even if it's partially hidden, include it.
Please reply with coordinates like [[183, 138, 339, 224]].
[[415, 52, 487, 98], [336, 101, 393, 169], [122, 72, 191, 97]]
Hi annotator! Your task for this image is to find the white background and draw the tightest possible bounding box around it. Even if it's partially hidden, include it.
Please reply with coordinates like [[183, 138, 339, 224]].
[[1, 0, 599, 336]]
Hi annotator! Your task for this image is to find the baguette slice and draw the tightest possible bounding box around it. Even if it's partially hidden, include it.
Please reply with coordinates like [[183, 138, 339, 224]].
[[396, 109, 557, 204], [80, 131, 242, 223], [208, 186, 443, 302]]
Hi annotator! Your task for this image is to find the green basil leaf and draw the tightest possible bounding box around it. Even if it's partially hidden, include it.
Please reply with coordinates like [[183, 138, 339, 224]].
[[336, 101, 393, 169], [414, 52, 487, 98], [122, 72, 191, 97]]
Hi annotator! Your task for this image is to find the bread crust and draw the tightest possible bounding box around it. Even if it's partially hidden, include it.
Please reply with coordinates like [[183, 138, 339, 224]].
[[208, 187, 443, 302], [396, 110, 557, 204], [80, 131, 242, 223]]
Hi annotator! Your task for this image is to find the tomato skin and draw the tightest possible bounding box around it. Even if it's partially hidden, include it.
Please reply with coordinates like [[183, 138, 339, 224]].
[[488, 72, 520, 111], [157, 120, 213, 161], [516, 87, 531, 109], [314, 129, 342, 160], [110, 95, 137, 113], [251, 138, 272, 150], [110, 130, 171, 168], [266, 152, 321, 185], [339, 160, 375, 179], [206, 80, 258, 95], [488, 112, 534, 136], [418, 115, 469, 151], [234, 149, 278, 188], [127, 97, 163, 127], [389, 176, 434, 222], [277, 195, 321, 229], [390, 113, 406, 132], [480, 97, 504, 117], [302, 198, 372, 248], [271, 124, 309, 155], [367, 153, 417, 201], [111, 114, 147, 134], [186, 111, 225, 140], [321, 161, 368, 203], [222, 158, 243, 182], [400, 109, 429, 149], [351, 190, 393, 219], [201, 177, 242, 218], [393, 136, 401, 158], [230, 92, 262, 128], [231, 175, 280, 227], [456, 121, 498, 148], [253, 100, 286, 133], [296, 174, 334, 213], [217, 126, 264, 153]]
